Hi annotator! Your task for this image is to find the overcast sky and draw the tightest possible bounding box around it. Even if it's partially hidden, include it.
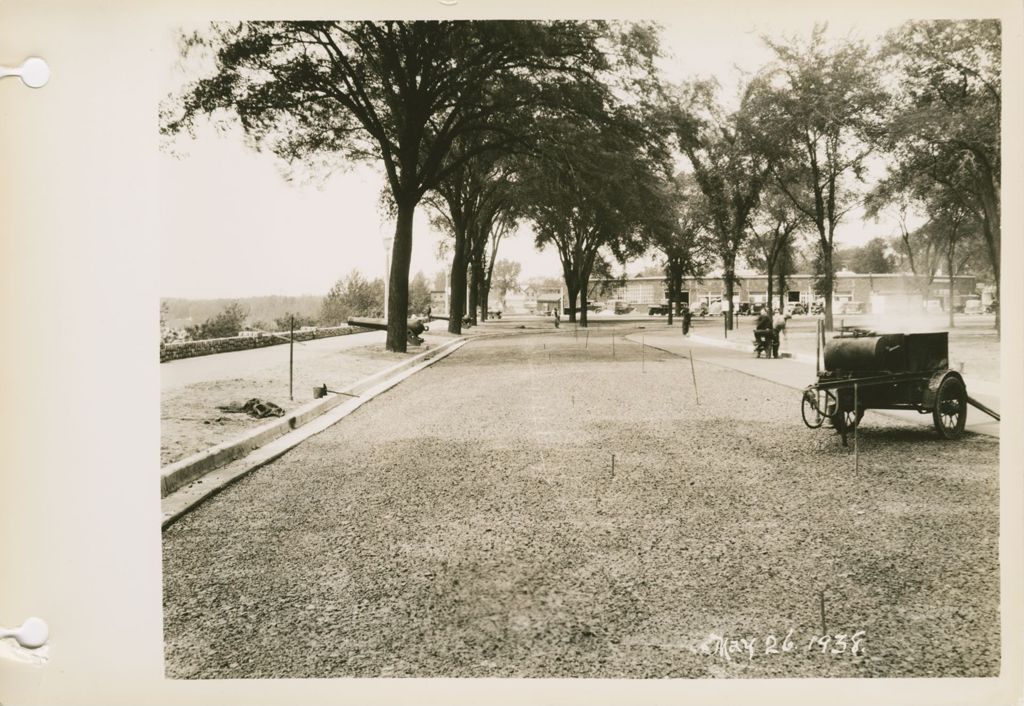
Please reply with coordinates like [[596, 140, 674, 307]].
[[158, 13, 914, 300]]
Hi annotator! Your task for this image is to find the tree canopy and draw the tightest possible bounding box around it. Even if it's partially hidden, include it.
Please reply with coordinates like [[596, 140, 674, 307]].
[[758, 25, 888, 330], [162, 20, 616, 350], [669, 76, 780, 329]]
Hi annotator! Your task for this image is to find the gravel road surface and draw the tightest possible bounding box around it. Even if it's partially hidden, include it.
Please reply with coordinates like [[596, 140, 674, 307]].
[[163, 327, 999, 678]]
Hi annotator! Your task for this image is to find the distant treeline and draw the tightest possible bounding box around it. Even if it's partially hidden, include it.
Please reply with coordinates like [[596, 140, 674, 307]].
[[162, 295, 322, 331], [161, 269, 438, 342]]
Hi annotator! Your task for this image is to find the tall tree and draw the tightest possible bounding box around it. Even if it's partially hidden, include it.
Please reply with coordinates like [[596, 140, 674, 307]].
[[161, 21, 611, 351], [478, 212, 519, 320], [466, 170, 520, 324], [319, 271, 384, 325], [425, 146, 502, 331], [844, 237, 896, 275], [650, 173, 713, 325], [761, 26, 888, 331], [408, 271, 433, 316], [745, 186, 805, 313], [521, 104, 670, 326], [490, 259, 522, 308], [865, 194, 944, 302], [877, 19, 1000, 332], [670, 76, 779, 331]]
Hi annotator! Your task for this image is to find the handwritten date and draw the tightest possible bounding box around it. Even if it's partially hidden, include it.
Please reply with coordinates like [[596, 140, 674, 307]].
[[698, 629, 866, 661]]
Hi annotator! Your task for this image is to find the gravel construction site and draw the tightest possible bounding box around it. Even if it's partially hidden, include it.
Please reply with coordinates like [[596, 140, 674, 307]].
[[160, 334, 443, 466], [162, 326, 999, 679]]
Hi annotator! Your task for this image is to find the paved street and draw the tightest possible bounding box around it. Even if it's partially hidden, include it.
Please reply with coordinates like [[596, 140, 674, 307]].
[[163, 326, 999, 678]]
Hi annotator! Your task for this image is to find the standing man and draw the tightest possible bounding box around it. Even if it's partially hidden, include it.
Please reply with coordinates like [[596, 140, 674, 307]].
[[754, 306, 773, 357], [771, 309, 789, 358], [553, 306, 561, 329], [682, 305, 693, 336]]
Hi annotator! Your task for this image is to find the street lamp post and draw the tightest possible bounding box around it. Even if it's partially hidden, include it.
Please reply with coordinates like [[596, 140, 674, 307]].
[[382, 234, 394, 321]]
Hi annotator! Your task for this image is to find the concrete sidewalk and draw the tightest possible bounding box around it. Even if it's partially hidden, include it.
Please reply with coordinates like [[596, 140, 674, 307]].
[[161, 336, 468, 527], [633, 330, 1000, 438]]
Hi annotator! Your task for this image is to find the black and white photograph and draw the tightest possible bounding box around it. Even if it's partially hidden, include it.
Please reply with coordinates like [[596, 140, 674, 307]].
[[155, 13, 1006, 681], [0, 1, 1021, 704]]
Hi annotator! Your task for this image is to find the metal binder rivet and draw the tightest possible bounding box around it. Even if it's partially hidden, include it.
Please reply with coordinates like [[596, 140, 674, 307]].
[[0, 57, 50, 88], [0, 617, 49, 649]]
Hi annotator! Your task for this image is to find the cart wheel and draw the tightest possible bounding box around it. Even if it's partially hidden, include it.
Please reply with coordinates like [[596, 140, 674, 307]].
[[933, 376, 967, 439], [801, 388, 836, 429]]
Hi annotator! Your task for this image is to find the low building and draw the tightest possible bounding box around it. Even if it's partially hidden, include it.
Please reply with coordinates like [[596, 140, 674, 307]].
[[571, 272, 978, 313], [503, 287, 563, 315]]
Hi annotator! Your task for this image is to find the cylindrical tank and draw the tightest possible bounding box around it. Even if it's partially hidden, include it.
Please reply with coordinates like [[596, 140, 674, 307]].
[[824, 334, 906, 371]]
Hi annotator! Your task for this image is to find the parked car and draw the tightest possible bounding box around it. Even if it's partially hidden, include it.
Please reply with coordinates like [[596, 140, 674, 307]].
[[486, 309, 503, 319], [736, 302, 752, 316], [785, 303, 807, 316], [963, 299, 984, 315], [648, 303, 670, 315]]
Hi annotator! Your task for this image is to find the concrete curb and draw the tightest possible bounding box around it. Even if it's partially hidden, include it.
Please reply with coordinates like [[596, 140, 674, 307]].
[[160, 337, 465, 500]]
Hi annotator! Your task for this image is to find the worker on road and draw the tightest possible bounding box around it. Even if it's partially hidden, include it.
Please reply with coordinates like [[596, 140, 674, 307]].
[[771, 309, 790, 359], [754, 307, 773, 356]]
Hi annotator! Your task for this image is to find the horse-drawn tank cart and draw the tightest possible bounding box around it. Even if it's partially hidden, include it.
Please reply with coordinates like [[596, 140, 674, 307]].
[[801, 328, 1000, 444]]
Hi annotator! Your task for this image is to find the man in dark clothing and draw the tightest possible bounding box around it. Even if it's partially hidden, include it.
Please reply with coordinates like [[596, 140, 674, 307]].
[[682, 306, 693, 335], [754, 308, 773, 357]]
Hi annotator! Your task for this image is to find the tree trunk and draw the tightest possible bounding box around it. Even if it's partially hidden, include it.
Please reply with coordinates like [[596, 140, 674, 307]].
[[479, 278, 490, 322], [821, 240, 834, 332], [482, 260, 495, 322], [560, 268, 575, 323], [777, 262, 787, 314], [580, 262, 593, 327], [666, 258, 679, 326], [994, 279, 1000, 340], [673, 265, 685, 320], [468, 257, 481, 325], [765, 253, 775, 316], [979, 210, 1000, 337], [666, 273, 675, 327], [448, 224, 467, 335], [386, 199, 415, 352], [566, 282, 578, 323], [723, 252, 736, 331], [947, 238, 956, 329]]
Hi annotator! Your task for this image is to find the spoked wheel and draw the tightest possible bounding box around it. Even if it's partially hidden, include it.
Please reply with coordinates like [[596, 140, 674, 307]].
[[933, 376, 967, 439], [801, 387, 837, 429]]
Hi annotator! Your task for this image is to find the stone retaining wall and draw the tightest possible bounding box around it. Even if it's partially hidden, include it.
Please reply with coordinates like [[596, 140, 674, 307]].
[[160, 326, 369, 362]]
